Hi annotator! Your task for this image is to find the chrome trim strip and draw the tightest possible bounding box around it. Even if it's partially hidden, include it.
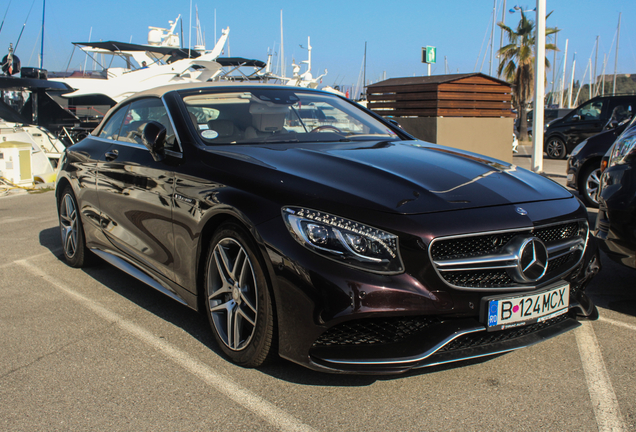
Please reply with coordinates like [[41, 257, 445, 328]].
[[91, 249, 188, 306], [436, 253, 518, 269], [317, 325, 485, 366], [161, 94, 184, 153]]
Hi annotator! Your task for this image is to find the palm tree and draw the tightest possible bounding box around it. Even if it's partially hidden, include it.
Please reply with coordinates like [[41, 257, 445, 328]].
[[497, 10, 559, 141]]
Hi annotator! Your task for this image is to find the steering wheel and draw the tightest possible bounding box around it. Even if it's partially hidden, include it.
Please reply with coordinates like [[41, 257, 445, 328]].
[[309, 125, 342, 133]]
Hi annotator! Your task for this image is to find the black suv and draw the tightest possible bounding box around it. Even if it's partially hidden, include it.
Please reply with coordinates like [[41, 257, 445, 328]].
[[517, 108, 572, 139], [544, 95, 636, 159]]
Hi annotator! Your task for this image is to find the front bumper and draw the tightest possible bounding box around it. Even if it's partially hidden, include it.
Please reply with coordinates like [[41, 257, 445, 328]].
[[261, 198, 600, 374], [308, 312, 581, 374]]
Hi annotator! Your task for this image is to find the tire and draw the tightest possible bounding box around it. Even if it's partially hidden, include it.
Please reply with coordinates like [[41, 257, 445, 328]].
[[58, 186, 90, 267], [204, 223, 275, 367], [545, 136, 567, 159], [579, 164, 602, 208]]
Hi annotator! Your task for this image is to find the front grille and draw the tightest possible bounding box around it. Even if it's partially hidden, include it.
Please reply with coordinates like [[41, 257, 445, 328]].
[[431, 232, 518, 261], [430, 220, 587, 289], [437, 314, 569, 353], [443, 269, 513, 288], [534, 223, 579, 243], [313, 316, 439, 347]]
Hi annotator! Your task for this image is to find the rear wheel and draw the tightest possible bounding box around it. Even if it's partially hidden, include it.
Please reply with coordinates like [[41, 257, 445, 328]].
[[579, 164, 602, 208], [58, 186, 90, 267], [204, 223, 275, 367], [545, 137, 567, 159]]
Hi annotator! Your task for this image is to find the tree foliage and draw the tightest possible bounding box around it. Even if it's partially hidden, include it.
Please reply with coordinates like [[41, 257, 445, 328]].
[[497, 9, 559, 140]]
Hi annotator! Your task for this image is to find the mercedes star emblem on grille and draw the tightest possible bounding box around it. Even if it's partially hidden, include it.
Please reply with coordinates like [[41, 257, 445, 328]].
[[512, 237, 549, 283]]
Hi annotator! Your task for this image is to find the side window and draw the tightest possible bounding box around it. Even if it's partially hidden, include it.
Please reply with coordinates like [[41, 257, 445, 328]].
[[116, 97, 178, 150], [98, 105, 130, 141], [609, 103, 633, 124], [577, 101, 604, 121]]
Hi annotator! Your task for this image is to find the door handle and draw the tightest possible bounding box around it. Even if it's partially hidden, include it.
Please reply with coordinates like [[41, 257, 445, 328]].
[[105, 150, 119, 161]]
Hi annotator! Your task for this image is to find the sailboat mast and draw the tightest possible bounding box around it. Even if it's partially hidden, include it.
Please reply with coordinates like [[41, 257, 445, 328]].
[[498, 0, 506, 74], [559, 39, 568, 108], [280, 10, 285, 78], [612, 12, 621, 96], [363, 41, 367, 98], [40, 0, 45, 68], [567, 52, 576, 109]]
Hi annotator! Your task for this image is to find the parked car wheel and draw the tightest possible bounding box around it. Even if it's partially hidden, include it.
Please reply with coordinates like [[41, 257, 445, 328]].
[[579, 164, 601, 208], [545, 137, 567, 159], [58, 186, 90, 268], [204, 223, 275, 367]]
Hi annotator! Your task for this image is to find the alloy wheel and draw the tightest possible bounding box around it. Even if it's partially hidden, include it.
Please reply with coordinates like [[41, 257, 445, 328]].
[[546, 138, 566, 159], [585, 168, 601, 206], [59, 193, 78, 259], [207, 238, 258, 351]]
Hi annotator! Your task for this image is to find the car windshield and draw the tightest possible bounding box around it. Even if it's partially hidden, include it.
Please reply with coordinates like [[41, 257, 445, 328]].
[[181, 88, 400, 145]]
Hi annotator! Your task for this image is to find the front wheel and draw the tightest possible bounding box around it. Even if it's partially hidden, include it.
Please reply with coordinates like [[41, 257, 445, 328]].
[[579, 164, 602, 208], [58, 186, 91, 267], [545, 137, 567, 159], [204, 223, 275, 367]]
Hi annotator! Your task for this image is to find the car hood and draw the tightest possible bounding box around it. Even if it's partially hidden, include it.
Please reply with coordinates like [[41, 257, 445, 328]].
[[209, 140, 572, 215]]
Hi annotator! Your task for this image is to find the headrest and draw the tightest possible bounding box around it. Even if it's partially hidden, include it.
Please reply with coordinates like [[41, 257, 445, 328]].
[[207, 120, 235, 137], [249, 103, 287, 132]]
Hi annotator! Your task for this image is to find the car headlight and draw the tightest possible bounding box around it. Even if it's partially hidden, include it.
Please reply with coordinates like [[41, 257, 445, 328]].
[[608, 129, 636, 167], [570, 140, 587, 158], [282, 207, 403, 274]]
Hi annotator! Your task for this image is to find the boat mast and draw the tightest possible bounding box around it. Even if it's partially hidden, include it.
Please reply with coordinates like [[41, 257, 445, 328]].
[[280, 10, 285, 78], [39, 0, 45, 69], [593, 36, 598, 96], [363, 41, 367, 98], [0, 1, 11, 36], [498, 0, 506, 74], [559, 39, 568, 108], [489, 0, 495, 76], [567, 52, 576, 109], [612, 12, 621, 96]]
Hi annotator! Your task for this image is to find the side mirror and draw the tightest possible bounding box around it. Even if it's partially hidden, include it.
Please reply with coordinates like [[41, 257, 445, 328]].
[[141, 121, 167, 162], [608, 120, 619, 129], [387, 118, 403, 129], [571, 114, 581, 122]]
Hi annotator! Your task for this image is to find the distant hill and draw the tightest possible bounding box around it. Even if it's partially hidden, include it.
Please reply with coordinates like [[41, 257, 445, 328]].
[[547, 74, 636, 107]]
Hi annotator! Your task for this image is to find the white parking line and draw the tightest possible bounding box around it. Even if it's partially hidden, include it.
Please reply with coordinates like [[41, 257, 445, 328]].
[[599, 316, 636, 332], [574, 321, 627, 432], [16, 259, 317, 432], [0, 250, 62, 269]]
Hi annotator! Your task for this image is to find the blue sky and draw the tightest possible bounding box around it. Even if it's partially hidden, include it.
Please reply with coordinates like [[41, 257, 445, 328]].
[[2, 0, 634, 91]]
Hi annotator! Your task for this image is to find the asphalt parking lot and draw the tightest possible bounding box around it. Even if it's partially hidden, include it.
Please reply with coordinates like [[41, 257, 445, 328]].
[[1, 157, 634, 431]]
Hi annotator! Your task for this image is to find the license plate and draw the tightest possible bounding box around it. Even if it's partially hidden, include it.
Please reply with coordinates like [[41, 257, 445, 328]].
[[483, 284, 569, 331]]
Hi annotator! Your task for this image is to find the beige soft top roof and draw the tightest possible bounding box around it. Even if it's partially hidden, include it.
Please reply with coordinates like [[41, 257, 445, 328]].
[[129, 82, 309, 99]]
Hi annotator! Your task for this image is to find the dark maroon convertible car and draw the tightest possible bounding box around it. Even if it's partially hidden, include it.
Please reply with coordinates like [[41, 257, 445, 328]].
[[56, 83, 600, 374]]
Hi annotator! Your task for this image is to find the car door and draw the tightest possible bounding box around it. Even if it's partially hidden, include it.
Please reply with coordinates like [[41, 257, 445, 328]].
[[97, 97, 177, 280], [564, 99, 607, 145]]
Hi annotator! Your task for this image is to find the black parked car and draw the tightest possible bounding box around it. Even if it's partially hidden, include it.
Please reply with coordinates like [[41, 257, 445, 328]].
[[56, 83, 600, 374], [517, 108, 572, 139], [566, 112, 634, 207], [544, 95, 636, 159], [595, 118, 636, 269]]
